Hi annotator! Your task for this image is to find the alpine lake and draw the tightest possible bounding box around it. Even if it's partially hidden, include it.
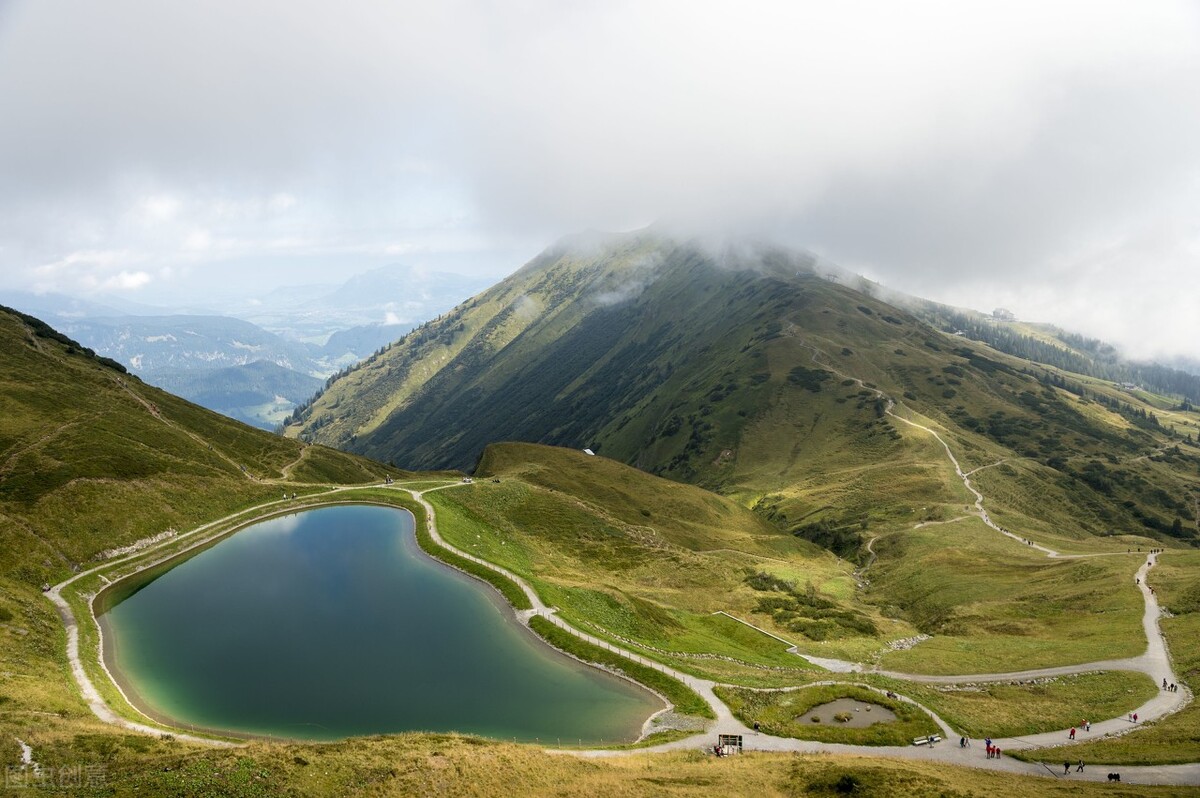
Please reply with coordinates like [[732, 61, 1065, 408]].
[[98, 504, 661, 742]]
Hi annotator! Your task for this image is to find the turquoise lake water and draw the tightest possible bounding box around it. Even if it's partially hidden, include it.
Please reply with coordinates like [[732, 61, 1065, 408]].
[[101, 504, 659, 742]]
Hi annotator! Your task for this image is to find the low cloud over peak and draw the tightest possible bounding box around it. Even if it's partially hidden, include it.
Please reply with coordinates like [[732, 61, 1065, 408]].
[[0, 1, 1197, 359]]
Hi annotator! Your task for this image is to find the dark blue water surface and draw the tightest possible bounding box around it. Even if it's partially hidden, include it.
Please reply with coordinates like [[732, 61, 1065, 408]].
[[103, 505, 659, 741]]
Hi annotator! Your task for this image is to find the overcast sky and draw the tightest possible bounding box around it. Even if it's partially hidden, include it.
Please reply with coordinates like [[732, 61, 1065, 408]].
[[0, 1, 1198, 360]]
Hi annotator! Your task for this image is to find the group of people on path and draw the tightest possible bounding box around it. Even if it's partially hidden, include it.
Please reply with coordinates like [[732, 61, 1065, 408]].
[[981, 737, 1001, 759], [1163, 678, 1179, 692], [1064, 759, 1085, 774], [1067, 720, 1091, 740]]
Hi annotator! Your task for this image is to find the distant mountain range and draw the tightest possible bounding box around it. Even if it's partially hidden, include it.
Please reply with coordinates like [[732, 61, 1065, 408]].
[[230, 264, 493, 342], [0, 265, 488, 429]]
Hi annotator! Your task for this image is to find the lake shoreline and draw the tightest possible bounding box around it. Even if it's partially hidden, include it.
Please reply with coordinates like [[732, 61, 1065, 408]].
[[95, 500, 661, 744]]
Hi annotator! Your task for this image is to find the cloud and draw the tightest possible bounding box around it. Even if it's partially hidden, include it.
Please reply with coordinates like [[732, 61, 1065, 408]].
[[98, 270, 153, 290], [0, 1, 1197, 357], [135, 195, 182, 224]]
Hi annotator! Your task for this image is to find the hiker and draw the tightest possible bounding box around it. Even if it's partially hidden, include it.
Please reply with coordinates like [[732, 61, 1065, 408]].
[[1164, 678, 1169, 689], [984, 736, 992, 749], [1076, 760, 1084, 773], [993, 747, 1000, 759], [753, 721, 760, 732], [986, 744, 993, 759], [1084, 720, 1090, 732], [1069, 727, 1076, 740], [959, 736, 966, 748], [1133, 713, 1138, 723], [926, 735, 934, 747], [1064, 761, 1071, 775]]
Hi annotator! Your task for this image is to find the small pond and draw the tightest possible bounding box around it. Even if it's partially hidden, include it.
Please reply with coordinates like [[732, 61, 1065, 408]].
[[797, 698, 897, 727]]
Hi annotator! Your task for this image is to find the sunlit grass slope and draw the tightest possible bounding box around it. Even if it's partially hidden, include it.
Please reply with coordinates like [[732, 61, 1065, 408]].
[[429, 443, 897, 681], [866, 518, 1145, 673]]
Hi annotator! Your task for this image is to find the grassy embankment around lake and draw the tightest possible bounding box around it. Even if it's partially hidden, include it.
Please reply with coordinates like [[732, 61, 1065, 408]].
[[53, 482, 715, 742], [528, 616, 713, 720], [428, 445, 866, 679]]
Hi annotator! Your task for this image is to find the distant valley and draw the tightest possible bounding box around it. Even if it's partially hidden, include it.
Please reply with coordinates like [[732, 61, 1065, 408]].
[[0, 265, 489, 429]]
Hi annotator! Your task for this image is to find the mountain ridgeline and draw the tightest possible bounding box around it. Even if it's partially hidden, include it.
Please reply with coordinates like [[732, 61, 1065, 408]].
[[287, 232, 1200, 550]]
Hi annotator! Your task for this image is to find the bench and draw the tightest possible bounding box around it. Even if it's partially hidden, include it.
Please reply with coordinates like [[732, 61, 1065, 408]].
[[912, 735, 942, 746]]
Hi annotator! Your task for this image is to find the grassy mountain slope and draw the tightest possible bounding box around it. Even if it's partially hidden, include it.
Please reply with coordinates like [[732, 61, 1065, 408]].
[[288, 233, 1200, 551]]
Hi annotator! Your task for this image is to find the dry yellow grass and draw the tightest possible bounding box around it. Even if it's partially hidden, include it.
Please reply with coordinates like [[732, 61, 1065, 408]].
[[12, 733, 1196, 797]]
